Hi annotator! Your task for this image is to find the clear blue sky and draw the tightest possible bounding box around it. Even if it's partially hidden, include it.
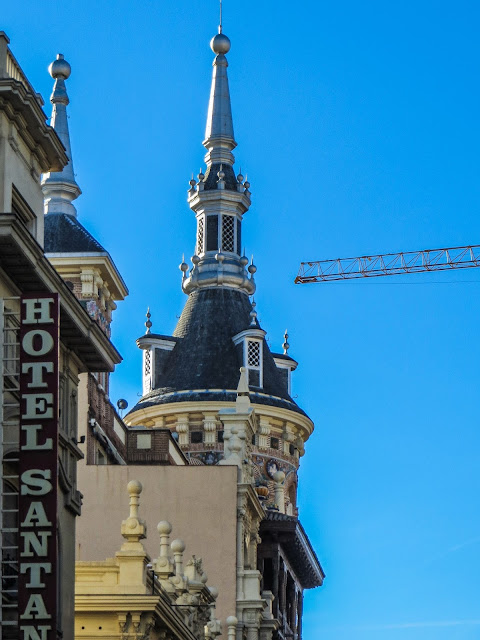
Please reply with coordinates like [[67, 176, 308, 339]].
[[4, 1, 480, 638]]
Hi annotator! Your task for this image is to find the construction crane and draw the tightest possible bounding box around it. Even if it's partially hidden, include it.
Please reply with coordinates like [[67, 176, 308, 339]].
[[295, 244, 480, 284]]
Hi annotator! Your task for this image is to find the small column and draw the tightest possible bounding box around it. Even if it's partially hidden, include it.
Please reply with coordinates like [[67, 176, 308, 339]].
[[272, 556, 279, 619], [297, 591, 303, 639], [273, 471, 286, 514], [226, 616, 238, 640]]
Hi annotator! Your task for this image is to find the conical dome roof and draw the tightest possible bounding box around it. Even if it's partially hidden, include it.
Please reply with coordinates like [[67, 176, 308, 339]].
[[129, 288, 306, 417]]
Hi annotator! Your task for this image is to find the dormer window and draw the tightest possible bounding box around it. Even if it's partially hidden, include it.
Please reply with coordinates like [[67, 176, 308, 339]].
[[142, 347, 153, 395], [137, 333, 178, 395], [272, 353, 298, 396], [232, 328, 266, 389], [246, 339, 262, 387]]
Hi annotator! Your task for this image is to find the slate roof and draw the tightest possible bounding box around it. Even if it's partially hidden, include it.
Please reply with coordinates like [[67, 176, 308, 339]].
[[203, 162, 238, 191], [129, 287, 308, 418], [44, 213, 107, 253]]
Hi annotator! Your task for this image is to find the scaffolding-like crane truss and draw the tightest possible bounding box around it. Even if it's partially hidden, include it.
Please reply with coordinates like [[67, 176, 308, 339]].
[[295, 244, 480, 284]]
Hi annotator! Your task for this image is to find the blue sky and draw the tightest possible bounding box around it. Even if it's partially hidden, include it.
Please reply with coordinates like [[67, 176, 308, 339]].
[[4, 1, 480, 638]]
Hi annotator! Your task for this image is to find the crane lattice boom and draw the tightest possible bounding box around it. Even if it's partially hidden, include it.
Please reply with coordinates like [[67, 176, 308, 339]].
[[295, 244, 480, 283]]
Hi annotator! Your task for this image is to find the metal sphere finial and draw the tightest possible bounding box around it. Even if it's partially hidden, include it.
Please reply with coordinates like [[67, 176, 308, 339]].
[[282, 329, 290, 355], [49, 53, 71, 80], [145, 307, 152, 334], [211, 33, 231, 55]]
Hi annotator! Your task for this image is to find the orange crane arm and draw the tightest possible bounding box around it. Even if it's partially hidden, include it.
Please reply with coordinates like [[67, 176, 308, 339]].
[[295, 244, 480, 283]]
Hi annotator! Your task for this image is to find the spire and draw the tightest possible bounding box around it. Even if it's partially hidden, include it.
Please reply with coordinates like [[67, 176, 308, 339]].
[[182, 29, 254, 296], [42, 54, 81, 217], [203, 31, 236, 167]]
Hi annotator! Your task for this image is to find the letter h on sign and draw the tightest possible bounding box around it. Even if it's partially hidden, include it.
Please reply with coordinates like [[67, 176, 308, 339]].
[[19, 294, 59, 640]]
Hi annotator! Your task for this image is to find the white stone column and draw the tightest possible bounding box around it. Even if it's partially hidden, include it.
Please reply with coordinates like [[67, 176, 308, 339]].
[[273, 471, 286, 514]]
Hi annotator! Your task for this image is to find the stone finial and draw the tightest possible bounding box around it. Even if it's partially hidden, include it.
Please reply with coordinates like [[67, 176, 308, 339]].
[[145, 308, 152, 334], [236, 367, 251, 413], [249, 300, 258, 326], [226, 616, 238, 640], [282, 329, 290, 355], [171, 538, 186, 577], [153, 521, 174, 578], [237, 367, 249, 396], [273, 471, 286, 514], [120, 480, 146, 548], [217, 164, 226, 190]]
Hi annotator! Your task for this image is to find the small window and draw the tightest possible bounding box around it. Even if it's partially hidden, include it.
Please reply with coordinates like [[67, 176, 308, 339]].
[[246, 339, 262, 388], [236, 219, 242, 255], [191, 431, 203, 444], [247, 341, 260, 367], [206, 215, 219, 251], [289, 443, 295, 456], [222, 215, 235, 252], [252, 434, 256, 445], [197, 217, 204, 254], [270, 437, 279, 450], [137, 434, 152, 450], [217, 430, 224, 443]]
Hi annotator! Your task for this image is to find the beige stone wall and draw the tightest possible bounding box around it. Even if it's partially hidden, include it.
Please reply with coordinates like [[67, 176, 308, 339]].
[[77, 464, 238, 626], [0, 111, 45, 243]]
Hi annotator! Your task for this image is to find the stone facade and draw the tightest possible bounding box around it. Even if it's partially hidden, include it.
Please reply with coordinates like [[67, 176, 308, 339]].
[[0, 33, 121, 640]]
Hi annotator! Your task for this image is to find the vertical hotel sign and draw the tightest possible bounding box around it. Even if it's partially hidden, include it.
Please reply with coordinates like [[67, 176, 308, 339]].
[[19, 294, 59, 640]]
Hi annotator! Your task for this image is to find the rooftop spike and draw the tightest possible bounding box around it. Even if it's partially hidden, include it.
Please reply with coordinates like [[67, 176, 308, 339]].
[[42, 54, 81, 217], [203, 31, 236, 167], [145, 308, 152, 334]]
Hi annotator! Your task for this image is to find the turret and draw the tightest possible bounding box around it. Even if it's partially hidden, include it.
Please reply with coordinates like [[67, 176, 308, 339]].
[[127, 30, 313, 517], [182, 32, 256, 295]]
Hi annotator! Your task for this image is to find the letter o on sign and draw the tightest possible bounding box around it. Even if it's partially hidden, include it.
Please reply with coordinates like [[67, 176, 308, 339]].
[[22, 330, 54, 356]]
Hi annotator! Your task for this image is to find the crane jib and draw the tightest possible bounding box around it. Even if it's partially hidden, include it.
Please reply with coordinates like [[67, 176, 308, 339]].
[[295, 244, 480, 283]]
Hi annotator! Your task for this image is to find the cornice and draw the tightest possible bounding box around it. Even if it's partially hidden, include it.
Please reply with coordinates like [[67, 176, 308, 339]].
[[47, 252, 128, 300], [126, 399, 314, 441], [0, 80, 67, 172], [0, 213, 121, 370]]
